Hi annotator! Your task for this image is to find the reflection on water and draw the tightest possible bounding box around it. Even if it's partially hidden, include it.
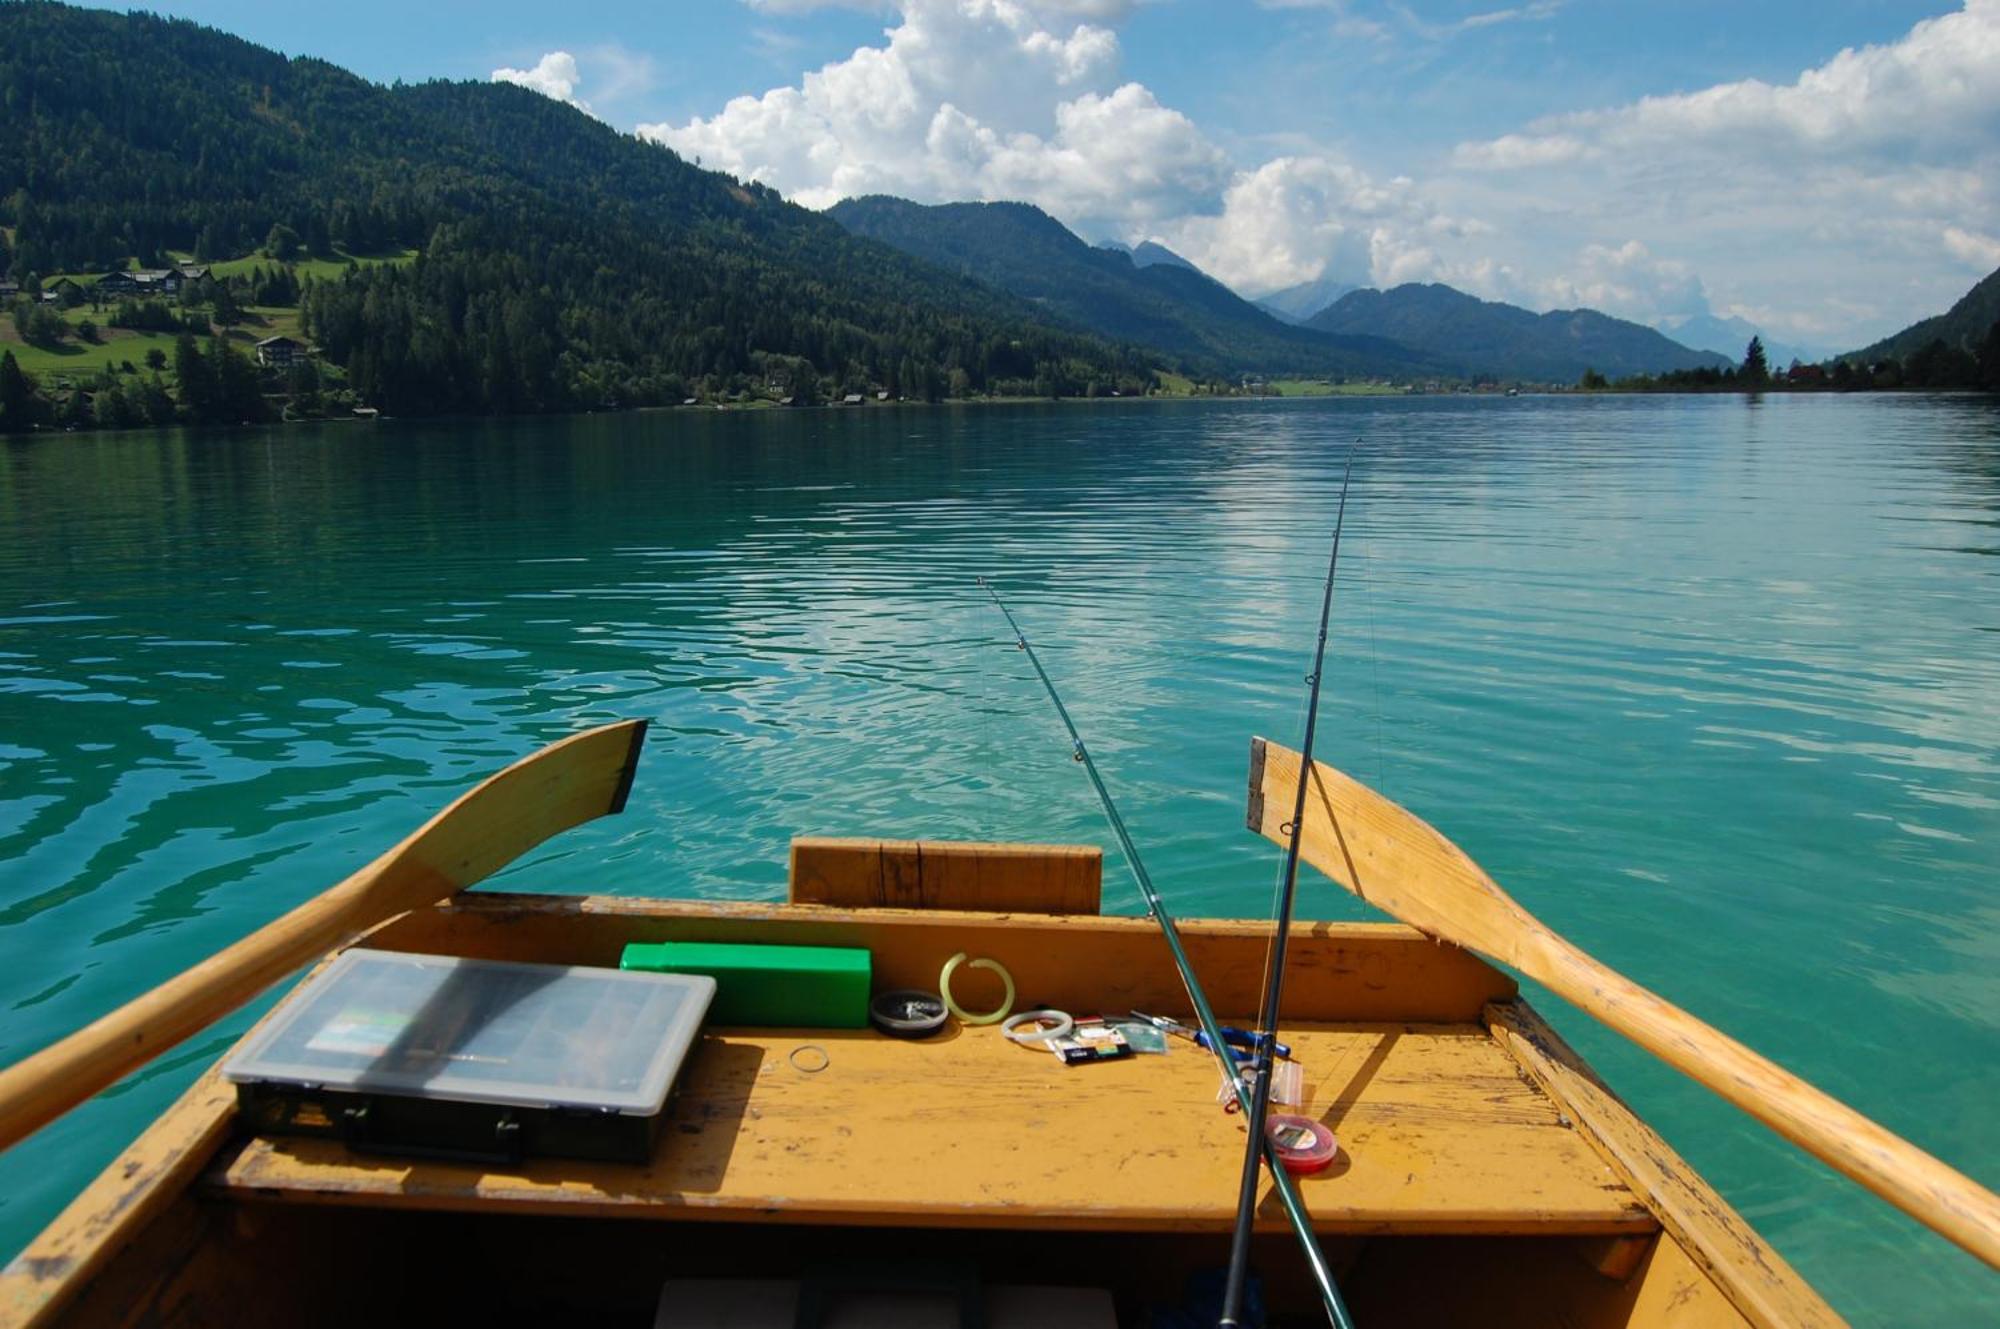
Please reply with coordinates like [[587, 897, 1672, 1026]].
[[2, 395, 1997, 1322]]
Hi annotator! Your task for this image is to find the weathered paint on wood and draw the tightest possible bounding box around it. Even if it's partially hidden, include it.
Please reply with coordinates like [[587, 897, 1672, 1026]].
[[1249, 736, 2000, 1270], [789, 837, 1102, 914], [364, 892, 1519, 1024], [0, 1074, 237, 1329], [0, 721, 648, 1153], [1489, 1000, 1845, 1329], [207, 1020, 1655, 1235]]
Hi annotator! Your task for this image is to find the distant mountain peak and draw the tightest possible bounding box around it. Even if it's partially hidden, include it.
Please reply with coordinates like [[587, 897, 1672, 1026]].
[[1253, 273, 1361, 325], [1658, 313, 1823, 368], [1130, 240, 1196, 272], [1309, 282, 1728, 381], [829, 193, 1443, 377]]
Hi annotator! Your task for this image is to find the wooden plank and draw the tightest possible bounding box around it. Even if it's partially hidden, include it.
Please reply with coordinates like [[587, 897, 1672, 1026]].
[[0, 1073, 237, 1329], [365, 893, 1518, 1024], [788, 838, 1102, 914], [1488, 999, 1844, 1329], [207, 1020, 1654, 1235]]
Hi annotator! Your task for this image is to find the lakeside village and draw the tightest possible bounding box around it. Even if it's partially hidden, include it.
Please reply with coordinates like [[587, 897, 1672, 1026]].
[[4, 241, 1996, 435]]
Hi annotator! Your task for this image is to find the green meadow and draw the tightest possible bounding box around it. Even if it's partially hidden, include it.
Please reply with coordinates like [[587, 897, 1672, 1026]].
[[1264, 379, 1408, 396]]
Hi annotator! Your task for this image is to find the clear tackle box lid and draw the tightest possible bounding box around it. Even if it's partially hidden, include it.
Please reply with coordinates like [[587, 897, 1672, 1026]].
[[221, 948, 716, 1115]]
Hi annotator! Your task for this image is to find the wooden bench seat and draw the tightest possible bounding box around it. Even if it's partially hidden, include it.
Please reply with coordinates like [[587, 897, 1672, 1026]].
[[206, 1019, 1657, 1236]]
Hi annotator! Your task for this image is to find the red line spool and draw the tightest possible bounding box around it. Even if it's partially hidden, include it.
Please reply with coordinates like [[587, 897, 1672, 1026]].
[[1266, 1113, 1339, 1175]]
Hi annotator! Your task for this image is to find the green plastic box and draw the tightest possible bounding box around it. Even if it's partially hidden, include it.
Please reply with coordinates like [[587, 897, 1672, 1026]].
[[619, 941, 872, 1029]]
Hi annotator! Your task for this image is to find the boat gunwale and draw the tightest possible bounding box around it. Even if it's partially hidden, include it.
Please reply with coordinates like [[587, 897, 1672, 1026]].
[[2, 891, 1829, 1329]]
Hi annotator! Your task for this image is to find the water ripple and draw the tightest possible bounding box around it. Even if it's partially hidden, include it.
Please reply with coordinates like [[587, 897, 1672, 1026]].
[[0, 398, 1995, 1322]]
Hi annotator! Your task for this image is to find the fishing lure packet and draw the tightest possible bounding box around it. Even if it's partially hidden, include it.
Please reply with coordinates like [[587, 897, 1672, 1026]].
[[1047, 1017, 1133, 1066]]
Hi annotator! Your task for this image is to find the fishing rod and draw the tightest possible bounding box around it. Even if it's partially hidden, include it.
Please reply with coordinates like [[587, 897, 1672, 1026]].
[[980, 579, 1352, 1328], [1220, 445, 1360, 1329]]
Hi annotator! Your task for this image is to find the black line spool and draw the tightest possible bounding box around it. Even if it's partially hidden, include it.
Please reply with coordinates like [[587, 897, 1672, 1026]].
[[869, 990, 950, 1038]]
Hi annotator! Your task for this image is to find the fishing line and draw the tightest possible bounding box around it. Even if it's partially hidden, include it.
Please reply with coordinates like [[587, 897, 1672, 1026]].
[[1360, 525, 1387, 794], [979, 579, 1350, 1328], [1221, 440, 1361, 1329], [1252, 609, 1319, 1038]]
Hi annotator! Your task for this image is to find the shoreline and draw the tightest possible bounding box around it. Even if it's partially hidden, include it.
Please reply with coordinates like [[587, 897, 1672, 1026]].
[[6, 385, 1966, 445]]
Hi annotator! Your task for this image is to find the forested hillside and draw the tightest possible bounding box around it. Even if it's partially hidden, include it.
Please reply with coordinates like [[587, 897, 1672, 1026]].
[[828, 196, 1440, 378], [1307, 283, 1727, 382], [0, 2, 1154, 429], [1847, 266, 2000, 369]]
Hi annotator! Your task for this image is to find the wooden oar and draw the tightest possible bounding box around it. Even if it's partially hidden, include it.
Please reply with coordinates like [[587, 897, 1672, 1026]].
[[0, 719, 649, 1154], [1247, 736, 2000, 1270]]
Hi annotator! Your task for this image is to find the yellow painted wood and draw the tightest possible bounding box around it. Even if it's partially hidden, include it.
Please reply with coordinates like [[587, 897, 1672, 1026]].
[[0, 721, 648, 1154], [207, 1020, 1655, 1235], [1619, 1235, 1765, 1329], [0, 1074, 237, 1329], [1574, 1233, 1652, 1281], [1489, 1000, 1844, 1329], [789, 837, 1102, 914], [1344, 1234, 1754, 1328], [1249, 736, 2000, 1270], [365, 892, 1519, 1024]]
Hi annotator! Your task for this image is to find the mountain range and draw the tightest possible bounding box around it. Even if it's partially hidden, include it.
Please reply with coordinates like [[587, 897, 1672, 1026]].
[[1306, 284, 1729, 382], [830, 197, 1437, 378], [834, 197, 1737, 383], [11, 0, 1948, 428], [1657, 314, 1823, 372], [0, 3, 1149, 417]]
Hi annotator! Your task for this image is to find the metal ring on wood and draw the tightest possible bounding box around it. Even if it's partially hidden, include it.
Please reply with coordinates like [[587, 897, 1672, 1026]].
[[1000, 1009, 1075, 1044], [939, 952, 1016, 1025], [788, 1044, 831, 1074]]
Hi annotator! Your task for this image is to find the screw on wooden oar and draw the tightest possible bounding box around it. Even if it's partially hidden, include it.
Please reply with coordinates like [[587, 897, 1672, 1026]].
[[980, 579, 1353, 1328], [0, 719, 650, 1155], [1247, 735, 2000, 1272], [1222, 443, 1359, 1329]]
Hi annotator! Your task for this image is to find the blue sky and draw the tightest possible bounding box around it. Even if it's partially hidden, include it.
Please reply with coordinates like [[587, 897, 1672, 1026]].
[[76, 2, 2000, 349]]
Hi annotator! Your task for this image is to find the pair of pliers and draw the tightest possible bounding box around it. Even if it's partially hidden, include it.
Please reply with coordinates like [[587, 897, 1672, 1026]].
[[1127, 1011, 1290, 1061]]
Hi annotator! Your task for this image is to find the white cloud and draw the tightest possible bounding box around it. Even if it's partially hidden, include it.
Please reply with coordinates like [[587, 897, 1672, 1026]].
[[1456, 3, 1563, 32], [1943, 225, 2000, 272], [1257, 0, 1561, 41], [650, 0, 1999, 347], [1452, 133, 1585, 170], [1542, 241, 1710, 321], [492, 47, 657, 117], [1151, 156, 1483, 296], [1443, 1, 2000, 342], [1458, 2, 2000, 165], [642, 1, 1222, 228], [492, 52, 587, 110], [644, 0, 1454, 293]]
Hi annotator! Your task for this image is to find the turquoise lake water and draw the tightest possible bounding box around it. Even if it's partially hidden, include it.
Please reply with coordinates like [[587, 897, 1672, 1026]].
[[0, 396, 1995, 1321]]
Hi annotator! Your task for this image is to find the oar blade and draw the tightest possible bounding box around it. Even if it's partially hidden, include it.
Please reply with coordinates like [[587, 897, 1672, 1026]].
[[355, 718, 650, 916], [0, 719, 649, 1153], [1247, 734, 2000, 1270], [1247, 735, 1533, 965]]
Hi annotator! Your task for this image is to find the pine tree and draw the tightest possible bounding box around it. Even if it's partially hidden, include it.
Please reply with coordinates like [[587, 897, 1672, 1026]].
[[0, 350, 37, 432], [173, 331, 215, 421], [1742, 336, 1770, 385]]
